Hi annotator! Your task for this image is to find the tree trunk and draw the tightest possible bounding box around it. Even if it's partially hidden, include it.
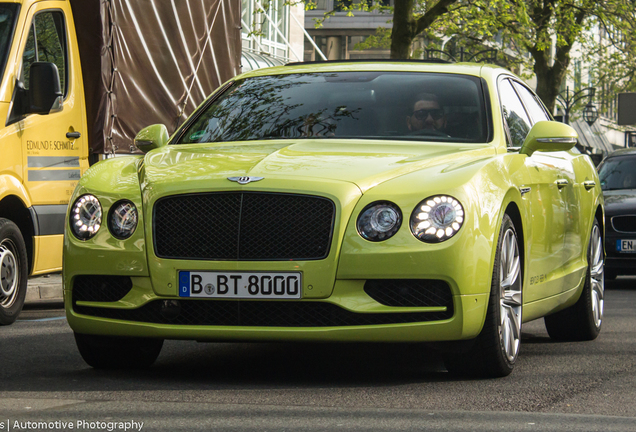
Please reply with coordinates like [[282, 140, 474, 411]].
[[533, 45, 572, 114], [390, 0, 416, 59], [389, 0, 458, 59], [529, 4, 589, 115], [534, 63, 560, 114]]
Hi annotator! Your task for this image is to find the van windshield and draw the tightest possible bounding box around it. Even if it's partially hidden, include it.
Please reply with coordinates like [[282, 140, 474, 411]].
[[0, 4, 18, 85], [176, 72, 491, 144]]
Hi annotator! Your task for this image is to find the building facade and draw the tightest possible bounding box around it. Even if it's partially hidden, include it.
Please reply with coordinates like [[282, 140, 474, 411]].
[[241, 0, 306, 71]]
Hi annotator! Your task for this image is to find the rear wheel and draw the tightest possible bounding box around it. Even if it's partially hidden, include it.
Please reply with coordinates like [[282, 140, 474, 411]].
[[444, 214, 522, 377], [544, 218, 603, 341], [74, 333, 164, 369], [0, 218, 28, 325]]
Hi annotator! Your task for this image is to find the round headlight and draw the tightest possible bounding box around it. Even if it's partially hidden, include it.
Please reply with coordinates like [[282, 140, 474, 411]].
[[410, 195, 464, 243], [70, 194, 102, 240], [357, 201, 402, 242], [108, 200, 138, 239]]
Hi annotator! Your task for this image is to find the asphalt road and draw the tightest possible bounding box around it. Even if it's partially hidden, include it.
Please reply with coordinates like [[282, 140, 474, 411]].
[[1, 278, 636, 431]]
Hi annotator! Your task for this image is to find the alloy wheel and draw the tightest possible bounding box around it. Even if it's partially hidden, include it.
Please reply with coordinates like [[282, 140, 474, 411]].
[[499, 228, 522, 363], [589, 224, 604, 329]]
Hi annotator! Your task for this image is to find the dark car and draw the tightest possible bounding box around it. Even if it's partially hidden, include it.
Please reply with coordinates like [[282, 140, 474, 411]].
[[598, 148, 636, 279]]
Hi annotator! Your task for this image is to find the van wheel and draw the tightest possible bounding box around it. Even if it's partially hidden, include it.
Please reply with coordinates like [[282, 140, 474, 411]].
[[74, 333, 164, 369], [544, 218, 603, 341], [444, 214, 522, 377], [0, 218, 28, 325]]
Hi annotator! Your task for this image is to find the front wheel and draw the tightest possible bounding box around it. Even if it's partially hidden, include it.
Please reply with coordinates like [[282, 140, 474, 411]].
[[444, 214, 522, 377], [0, 218, 28, 325], [74, 333, 164, 369], [544, 218, 603, 341]]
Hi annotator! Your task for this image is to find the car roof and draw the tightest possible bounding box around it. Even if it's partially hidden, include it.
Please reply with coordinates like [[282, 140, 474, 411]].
[[235, 61, 509, 82], [605, 148, 636, 158]]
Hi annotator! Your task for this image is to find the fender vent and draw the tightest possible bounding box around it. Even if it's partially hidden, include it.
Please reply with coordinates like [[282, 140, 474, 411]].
[[364, 279, 452, 308], [73, 275, 133, 303]]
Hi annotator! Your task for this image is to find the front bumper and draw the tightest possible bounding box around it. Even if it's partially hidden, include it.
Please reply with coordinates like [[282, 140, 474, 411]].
[[605, 231, 636, 274], [65, 276, 489, 343]]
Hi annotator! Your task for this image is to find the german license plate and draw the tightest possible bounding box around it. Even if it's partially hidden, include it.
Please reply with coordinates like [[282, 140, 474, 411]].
[[617, 240, 636, 253], [178, 271, 302, 298]]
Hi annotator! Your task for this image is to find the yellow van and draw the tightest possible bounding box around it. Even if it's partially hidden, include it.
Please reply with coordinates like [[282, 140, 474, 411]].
[[0, 0, 240, 324]]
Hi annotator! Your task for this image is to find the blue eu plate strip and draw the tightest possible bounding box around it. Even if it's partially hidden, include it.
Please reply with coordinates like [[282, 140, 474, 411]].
[[179, 271, 190, 297]]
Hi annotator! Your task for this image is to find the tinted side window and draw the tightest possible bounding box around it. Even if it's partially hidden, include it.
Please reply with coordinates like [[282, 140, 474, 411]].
[[512, 81, 550, 123], [499, 78, 531, 147], [21, 11, 67, 94]]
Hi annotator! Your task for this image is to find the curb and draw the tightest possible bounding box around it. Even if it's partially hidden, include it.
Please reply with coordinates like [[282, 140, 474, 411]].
[[26, 273, 64, 305]]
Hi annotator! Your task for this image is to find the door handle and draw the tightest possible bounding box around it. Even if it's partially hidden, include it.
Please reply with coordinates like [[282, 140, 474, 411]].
[[583, 180, 596, 190], [556, 179, 569, 189], [66, 131, 81, 139]]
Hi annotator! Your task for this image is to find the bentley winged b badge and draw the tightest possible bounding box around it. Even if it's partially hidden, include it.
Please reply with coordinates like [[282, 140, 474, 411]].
[[227, 176, 264, 185]]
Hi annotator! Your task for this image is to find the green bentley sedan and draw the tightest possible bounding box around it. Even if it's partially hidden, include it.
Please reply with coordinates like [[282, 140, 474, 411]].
[[64, 61, 604, 377]]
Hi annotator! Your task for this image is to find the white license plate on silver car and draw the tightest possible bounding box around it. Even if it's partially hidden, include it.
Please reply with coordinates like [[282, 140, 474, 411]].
[[178, 271, 302, 298], [617, 240, 636, 253]]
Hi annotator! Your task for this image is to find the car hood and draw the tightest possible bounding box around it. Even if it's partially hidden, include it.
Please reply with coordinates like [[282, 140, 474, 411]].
[[603, 189, 636, 214], [142, 139, 495, 193]]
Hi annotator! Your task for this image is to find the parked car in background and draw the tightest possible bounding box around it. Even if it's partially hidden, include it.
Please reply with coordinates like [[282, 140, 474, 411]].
[[598, 148, 636, 279], [64, 61, 604, 378]]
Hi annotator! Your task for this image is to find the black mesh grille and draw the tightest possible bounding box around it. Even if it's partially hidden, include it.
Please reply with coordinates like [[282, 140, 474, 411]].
[[364, 279, 453, 308], [612, 216, 636, 233], [154, 192, 335, 260], [73, 299, 453, 327], [73, 276, 133, 303]]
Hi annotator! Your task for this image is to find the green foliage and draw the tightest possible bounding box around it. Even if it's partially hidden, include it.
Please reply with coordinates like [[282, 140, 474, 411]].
[[429, 0, 636, 112], [353, 28, 392, 50], [271, 0, 636, 116]]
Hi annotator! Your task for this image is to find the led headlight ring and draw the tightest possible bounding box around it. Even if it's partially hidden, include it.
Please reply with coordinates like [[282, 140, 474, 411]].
[[70, 194, 102, 240], [410, 195, 464, 243]]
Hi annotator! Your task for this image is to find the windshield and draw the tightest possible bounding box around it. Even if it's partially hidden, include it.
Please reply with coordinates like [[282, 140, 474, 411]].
[[0, 4, 18, 85], [598, 155, 636, 191], [176, 72, 490, 144]]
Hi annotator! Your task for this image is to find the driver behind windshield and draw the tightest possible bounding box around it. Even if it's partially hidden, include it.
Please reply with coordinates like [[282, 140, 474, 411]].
[[406, 93, 447, 134]]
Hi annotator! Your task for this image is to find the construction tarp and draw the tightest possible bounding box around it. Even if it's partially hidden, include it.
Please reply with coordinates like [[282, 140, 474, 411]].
[[70, 0, 241, 155]]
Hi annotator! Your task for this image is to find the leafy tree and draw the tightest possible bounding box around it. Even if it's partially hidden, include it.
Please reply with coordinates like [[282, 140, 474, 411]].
[[390, 0, 460, 58], [437, 0, 636, 113], [308, 0, 636, 116], [307, 0, 463, 58]]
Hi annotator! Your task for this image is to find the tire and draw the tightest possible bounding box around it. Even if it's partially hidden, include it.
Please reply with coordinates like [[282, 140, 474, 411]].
[[604, 270, 617, 281], [444, 214, 522, 377], [74, 333, 164, 369], [0, 218, 29, 325], [544, 218, 603, 341]]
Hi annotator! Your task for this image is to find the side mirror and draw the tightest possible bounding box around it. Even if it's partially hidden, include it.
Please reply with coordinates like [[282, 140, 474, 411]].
[[134, 124, 169, 153], [7, 62, 63, 125], [519, 121, 578, 156], [28, 62, 63, 114]]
